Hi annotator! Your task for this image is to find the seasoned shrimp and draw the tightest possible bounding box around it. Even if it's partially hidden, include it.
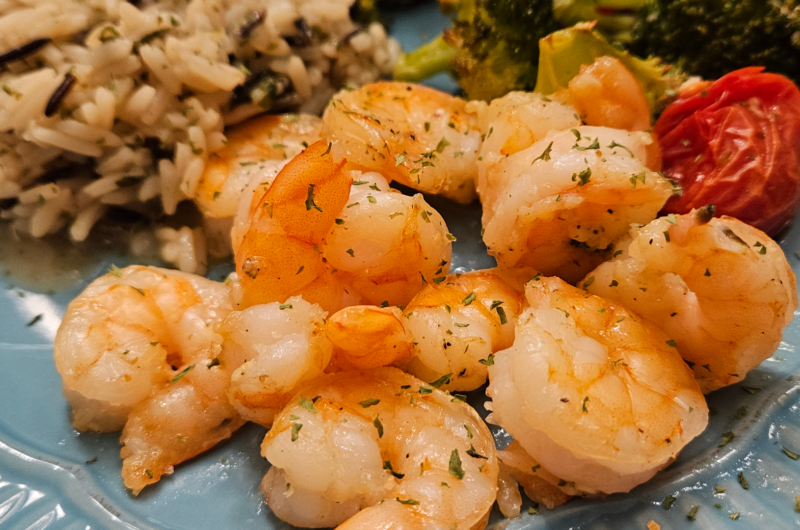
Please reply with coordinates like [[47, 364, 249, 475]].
[[326, 269, 526, 391], [54, 265, 243, 494], [259, 368, 499, 529], [219, 296, 332, 426], [467, 91, 581, 167], [486, 276, 708, 495], [193, 113, 322, 258], [233, 140, 452, 312], [555, 56, 652, 132], [479, 126, 675, 283], [583, 208, 798, 392], [322, 81, 482, 204]]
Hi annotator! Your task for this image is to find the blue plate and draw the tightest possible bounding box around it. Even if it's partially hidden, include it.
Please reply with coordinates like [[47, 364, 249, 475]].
[[2, 3, 800, 529]]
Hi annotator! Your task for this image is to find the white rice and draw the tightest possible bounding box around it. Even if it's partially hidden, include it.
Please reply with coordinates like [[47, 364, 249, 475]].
[[0, 0, 400, 272]]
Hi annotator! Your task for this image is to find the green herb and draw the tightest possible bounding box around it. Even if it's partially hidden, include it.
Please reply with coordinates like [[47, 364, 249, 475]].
[[533, 141, 554, 163], [573, 136, 600, 151], [662, 494, 677, 510], [448, 449, 465, 479], [383, 460, 405, 479], [305, 184, 322, 212], [395, 152, 406, 166], [719, 431, 735, 447], [145, 469, 153, 479], [687, 505, 699, 520], [374, 416, 384, 437], [207, 358, 220, 369], [346, 249, 355, 257], [462, 292, 477, 306], [729, 512, 740, 520], [171, 365, 195, 383], [464, 424, 474, 438], [582, 396, 589, 413], [396, 497, 419, 505], [445, 233, 457, 241], [630, 172, 647, 189], [335, 218, 345, 225], [418, 386, 433, 394], [177, 435, 188, 443], [430, 373, 452, 388], [279, 303, 293, 310], [436, 137, 450, 153], [714, 485, 726, 494], [359, 398, 381, 408], [466, 445, 487, 459], [607, 141, 633, 157], [783, 447, 800, 460], [108, 264, 122, 277], [299, 396, 317, 413], [479, 354, 495, 366], [496, 306, 508, 324], [389, 212, 404, 219], [582, 276, 595, 289], [420, 210, 432, 223], [296, 266, 304, 275], [454, 322, 470, 328], [664, 231, 671, 242], [490, 300, 504, 310], [666, 340, 678, 348], [85, 456, 98, 464], [424, 122, 430, 132], [132, 287, 145, 296], [291, 422, 302, 441], [99, 26, 121, 42], [737, 472, 749, 490], [320, 142, 332, 157], [451, 394, 467, 403], [572, 167, 592, 186], [743, 386, 762, 394], [26, 314, 43, 327]]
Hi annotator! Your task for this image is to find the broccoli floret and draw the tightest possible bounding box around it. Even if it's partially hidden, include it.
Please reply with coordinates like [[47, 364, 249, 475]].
[[553, 0, 646, 44], [630, 0, 800, 84], [395, 0, 560, 100], [535, 23, 681, 114]]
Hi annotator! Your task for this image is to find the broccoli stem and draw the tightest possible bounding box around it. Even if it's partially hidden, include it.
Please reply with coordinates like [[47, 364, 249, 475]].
[[394, 34, 457, 82]]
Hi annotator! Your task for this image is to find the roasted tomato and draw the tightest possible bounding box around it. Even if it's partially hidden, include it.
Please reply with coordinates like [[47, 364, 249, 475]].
[[655, 67, 800, 235]]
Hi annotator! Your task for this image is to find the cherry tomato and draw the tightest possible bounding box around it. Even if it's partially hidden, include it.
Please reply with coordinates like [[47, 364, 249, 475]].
[[655, 67, 800, 235]]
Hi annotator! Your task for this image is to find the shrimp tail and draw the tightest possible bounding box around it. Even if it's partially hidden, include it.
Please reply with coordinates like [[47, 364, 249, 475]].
[[235, 140, 352, 310], [325, 306, 414, 370]]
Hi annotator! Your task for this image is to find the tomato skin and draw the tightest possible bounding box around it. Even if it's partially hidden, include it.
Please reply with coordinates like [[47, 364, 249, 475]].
[[655, 67, 800, 235]]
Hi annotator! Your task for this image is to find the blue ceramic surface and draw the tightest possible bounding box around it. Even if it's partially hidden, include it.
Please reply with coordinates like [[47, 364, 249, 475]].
[[2, 3, 800, 529]]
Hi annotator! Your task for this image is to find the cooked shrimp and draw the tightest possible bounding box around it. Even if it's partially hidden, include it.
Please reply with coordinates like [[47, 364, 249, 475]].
[[219, 296, 332, 426], [479, 126, 675, 283], [486, 276, 708, 495], [466, 91, 581, 167], [54, 265, 242, 494], [555, 56, 652, 132], [496, 440, 571, 516], [232, 140, 453, 312], [259, 368, 499, 529], [583, 208, 798, 392], [325, 269, 526, 391], [321, 170, 452, 306], [195, 113, 322, 220], [322, 81, 482, 204]]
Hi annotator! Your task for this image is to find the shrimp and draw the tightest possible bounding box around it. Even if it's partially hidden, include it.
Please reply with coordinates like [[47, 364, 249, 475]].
[[259, 368, 499, 529], [326, 269, 527, 391], [54, 265, 243, 494], [232, 140, 453, 313], [486, 276, 708, 495], [193, 113, 322, 259], [321, 81, 482, 204], [479, 126, 676, 283], [467, 91, 581, 168], [195, 113, 322, 220], [219, 296, 332, 427], [555, 56, 652, 132], [582, 208, 799, 392]]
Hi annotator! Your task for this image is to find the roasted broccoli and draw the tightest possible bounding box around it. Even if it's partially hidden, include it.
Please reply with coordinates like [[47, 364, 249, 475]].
[[553, 0, 646, 44], [535, 23, 679, 113], [395, 0, 560, 100], [630, 0, 800, 85]]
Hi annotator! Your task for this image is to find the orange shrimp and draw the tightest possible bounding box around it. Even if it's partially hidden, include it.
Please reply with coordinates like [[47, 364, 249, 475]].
[[234, 140, 353, 312]]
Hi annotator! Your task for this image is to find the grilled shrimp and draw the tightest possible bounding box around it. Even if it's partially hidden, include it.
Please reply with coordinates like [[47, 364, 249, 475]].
[[555, 56, 652, 132], [195, 113, 323, 220], [326, 269, 526, 391], [259, 368, 499, 529], [322, 81, 482, 204], [583, 208, 799, 392], [479, 126, 675, 283], [54, 265, 243, 494], [232, 140, 452, 313], [219, 296, 332, 427], [486, 276, 708, 495]]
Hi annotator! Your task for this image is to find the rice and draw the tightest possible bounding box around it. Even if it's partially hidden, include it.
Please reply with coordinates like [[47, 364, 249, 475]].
[[0, 0, 401, 272]]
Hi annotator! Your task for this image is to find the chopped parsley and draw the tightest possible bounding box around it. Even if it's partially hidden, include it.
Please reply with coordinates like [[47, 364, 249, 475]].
[[479, 354, 495, 366], [430, 373, 452, 388], [448, 449, 465, 480], [462, 292, 477, 306], [299, 396, 317, 413], [171, 364, 195, 383], [359, 398, 380, 408], [305, 184, 322, 212], [291, 422, 302, 441]]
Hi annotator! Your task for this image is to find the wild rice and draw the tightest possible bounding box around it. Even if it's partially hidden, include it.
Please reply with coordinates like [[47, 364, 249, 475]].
[[0, 0, 400, 272]]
